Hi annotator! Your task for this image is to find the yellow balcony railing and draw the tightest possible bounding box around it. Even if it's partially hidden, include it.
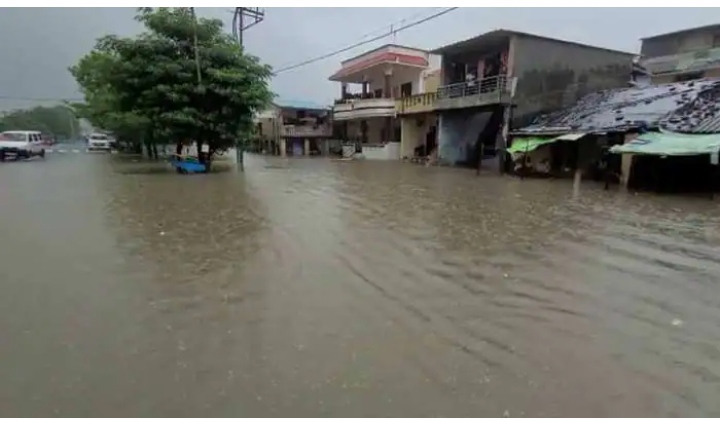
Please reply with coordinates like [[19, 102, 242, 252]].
[[395, 92, 437, 115]]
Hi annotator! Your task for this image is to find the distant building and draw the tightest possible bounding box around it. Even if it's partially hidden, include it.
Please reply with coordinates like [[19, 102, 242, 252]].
[[254, 99, 333, 156], [641, 24, 720, 84]]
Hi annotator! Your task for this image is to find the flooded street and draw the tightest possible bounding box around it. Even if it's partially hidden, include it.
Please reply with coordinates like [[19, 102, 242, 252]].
[[2, 153, 720, 417]]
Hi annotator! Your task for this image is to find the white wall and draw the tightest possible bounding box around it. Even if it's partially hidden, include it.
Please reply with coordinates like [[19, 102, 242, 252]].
[[365, 66, 425, 97], [255, 105, 279, 120], [362, 142, 400, 160], [400, 114, 436, 158], [347, 118, 384, 144]]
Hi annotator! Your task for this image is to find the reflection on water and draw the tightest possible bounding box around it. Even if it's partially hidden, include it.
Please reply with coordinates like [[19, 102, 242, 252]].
[[1, 154, 720, 416]]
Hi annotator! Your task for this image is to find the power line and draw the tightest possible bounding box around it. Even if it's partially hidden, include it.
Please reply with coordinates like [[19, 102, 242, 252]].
[[273, 7, 458, 75], [0, 95, 83, 102], [270, 8, 435, 70]]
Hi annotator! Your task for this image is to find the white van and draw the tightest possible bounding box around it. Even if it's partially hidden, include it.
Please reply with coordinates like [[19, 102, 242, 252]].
[[87, 133, 112, 152], [0, 131, 46, 161]]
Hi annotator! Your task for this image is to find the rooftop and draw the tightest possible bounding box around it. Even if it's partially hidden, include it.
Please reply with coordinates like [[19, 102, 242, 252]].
[[274, 98, 330, 111], [514, 79, 720, 135], [431, 29, 635, 57], [340, 43, 429, 65], [642, 23, 720, 41]]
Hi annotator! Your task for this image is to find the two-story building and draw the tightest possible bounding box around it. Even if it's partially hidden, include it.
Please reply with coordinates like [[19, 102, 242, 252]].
[[413, 29, 635, 169], [329, 44, 433, 160], [640, 24, 720, 84], [254, 99, 333, 156]]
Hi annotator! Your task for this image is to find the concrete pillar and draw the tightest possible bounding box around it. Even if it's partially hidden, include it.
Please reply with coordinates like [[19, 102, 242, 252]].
[[280, 138, 286, 157], [341, 83, 348, 99], [304, 138, 310, 156], [384, 67, 392, 99], [573, 168, 582, 198], [385, 117, 393, 144], [621, 155, 634, 187], [437, 113, 445, 163], [620, 133, 637, 187], [400, 117, 410, 158], [362, 82, 368, 96]]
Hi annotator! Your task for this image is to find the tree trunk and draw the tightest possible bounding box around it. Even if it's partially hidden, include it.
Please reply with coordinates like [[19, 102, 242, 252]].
[[143, 139, 152, 159], [237, 143, 244, 172], [196, 140, 210, 173], [151, 143, 159, 160]]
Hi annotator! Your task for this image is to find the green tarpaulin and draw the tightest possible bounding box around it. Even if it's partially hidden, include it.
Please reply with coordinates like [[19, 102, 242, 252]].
[[507, 137, 556, 154], [508, 133, 587, 155], [610, 132, 720, 156]]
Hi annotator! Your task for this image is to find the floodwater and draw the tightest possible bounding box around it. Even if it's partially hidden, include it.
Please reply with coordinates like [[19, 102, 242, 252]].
[[2, 152, 720, 417]]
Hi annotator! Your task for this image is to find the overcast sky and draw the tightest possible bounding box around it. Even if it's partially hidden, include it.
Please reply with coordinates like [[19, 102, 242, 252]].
[[1, 7, 719, 111]]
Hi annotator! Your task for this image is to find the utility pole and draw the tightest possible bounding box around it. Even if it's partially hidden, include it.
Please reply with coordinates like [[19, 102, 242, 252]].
[[189, 7, 202, 85], [187, 7, 207, 167], [231, 7, 265, 171], [232, 7, 265, 47]]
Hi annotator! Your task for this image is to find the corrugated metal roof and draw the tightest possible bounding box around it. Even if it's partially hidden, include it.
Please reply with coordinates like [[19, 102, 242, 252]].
[[274, 98, 330, 110], [516, 79, 720, 135], [661, 82, 720, 134]]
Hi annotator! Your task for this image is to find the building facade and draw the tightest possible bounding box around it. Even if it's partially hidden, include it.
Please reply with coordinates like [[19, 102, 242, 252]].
[[406, 29, 635, 168], [254, 99, 333, 156], [395, 69, 440, 162], [640, 24, 720, 84], [330, 44, 434, 160]]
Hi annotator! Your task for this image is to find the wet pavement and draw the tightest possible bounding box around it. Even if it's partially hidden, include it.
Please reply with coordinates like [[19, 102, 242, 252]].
[[2, 153, 720, 417]]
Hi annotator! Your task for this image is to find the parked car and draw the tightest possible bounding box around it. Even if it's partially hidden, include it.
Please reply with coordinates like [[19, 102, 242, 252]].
[[0, 131, 46, 161], [40, 133, 56, 146]]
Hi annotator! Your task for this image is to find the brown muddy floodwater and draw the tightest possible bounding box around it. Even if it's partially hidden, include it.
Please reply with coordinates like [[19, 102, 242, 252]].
[[1, 152, 720, 417]]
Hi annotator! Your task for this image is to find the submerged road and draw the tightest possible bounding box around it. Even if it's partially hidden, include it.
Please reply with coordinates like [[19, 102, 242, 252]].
[[1, 153, 720, 416]]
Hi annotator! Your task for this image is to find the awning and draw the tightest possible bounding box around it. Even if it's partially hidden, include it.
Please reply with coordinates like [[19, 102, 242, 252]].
[[507, 137, 555, 154], [610, 132, 720, 156], [507, 132, 587, 154]]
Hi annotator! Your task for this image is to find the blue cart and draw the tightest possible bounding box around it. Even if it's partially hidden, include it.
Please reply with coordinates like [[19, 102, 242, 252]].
[[169, 155, 207, 174]]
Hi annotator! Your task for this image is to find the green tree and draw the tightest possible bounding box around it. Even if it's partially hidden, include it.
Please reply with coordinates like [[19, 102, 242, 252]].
[[0, 105, 79, 139], [69, 7, 273, 169]]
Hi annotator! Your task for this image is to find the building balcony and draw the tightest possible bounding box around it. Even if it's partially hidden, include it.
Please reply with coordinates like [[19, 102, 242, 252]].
[[332, 96, 396, 121], [435, 75, 515, 111], [396, 92, 437, 115], [281, 125, 332, 138]]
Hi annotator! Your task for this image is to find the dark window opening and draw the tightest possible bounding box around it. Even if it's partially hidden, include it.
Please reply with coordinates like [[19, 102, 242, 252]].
[[400, 82, 413, 97]]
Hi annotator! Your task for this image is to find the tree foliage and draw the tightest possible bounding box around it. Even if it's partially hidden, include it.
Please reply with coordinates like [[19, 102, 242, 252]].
[[0, 105, 79, 139], [70, 7, 274, 165]]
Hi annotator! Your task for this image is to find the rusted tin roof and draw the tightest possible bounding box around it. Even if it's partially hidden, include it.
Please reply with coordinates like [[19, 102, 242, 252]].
[[515, 79, 720, 135]]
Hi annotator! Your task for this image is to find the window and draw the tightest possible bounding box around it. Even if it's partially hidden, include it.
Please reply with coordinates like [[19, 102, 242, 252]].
[[400, 82, 413, 97], [1, 132, 26, 141]]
